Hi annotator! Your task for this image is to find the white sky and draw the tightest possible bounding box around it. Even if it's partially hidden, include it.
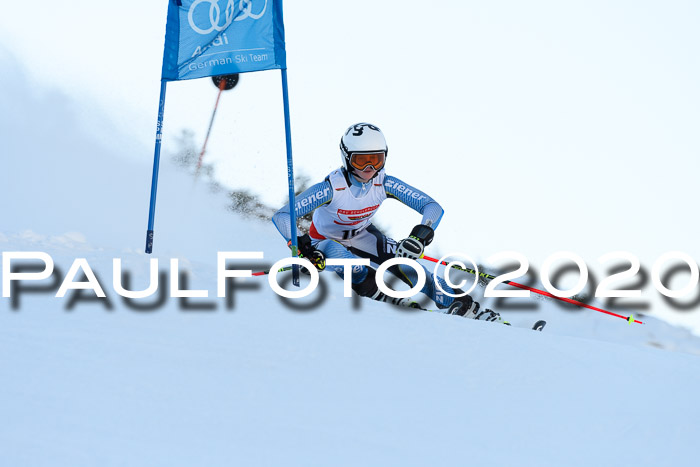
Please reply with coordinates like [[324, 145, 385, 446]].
[[1, 0, 699, 331]]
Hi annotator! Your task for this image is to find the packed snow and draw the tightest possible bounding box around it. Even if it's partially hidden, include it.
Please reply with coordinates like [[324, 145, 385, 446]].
[[2, 50, 700, 467]]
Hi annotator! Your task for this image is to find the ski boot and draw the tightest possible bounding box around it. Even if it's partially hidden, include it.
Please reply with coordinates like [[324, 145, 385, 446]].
[[352, 267, 423, 309], [368, 289, 422, 309], [447, 294, 509, 325]]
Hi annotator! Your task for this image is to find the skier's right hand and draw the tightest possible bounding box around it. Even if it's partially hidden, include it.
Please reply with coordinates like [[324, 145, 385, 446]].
[[288, 234, 326, 271], [395, 224, 434, 260]]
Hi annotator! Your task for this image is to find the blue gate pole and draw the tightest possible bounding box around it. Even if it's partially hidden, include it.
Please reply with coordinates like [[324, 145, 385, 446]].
[[145, 80, 168, 254], [281, 68, 300, 286]]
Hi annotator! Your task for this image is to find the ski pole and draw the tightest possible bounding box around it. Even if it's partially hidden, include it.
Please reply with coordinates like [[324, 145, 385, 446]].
[[195, 74, 240, 178], [422, 255, 643, 325], [195, 79, 226, 177], [252, 266, 294, 277]]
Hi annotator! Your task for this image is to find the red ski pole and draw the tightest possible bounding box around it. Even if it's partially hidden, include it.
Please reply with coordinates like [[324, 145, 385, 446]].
[[195, 74, 240, 177], [422, 255, 643, 325], [252, 266, 294, 277]]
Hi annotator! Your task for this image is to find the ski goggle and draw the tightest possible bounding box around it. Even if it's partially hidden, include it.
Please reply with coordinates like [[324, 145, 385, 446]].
[[349, 151, 386, 171]]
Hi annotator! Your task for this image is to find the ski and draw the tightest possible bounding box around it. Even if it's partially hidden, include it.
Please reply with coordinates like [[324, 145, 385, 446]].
[[405, 301, 547, 331]]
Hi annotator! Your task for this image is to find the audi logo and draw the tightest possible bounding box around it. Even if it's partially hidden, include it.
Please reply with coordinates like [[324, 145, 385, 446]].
[[187, 0, 268, 35]]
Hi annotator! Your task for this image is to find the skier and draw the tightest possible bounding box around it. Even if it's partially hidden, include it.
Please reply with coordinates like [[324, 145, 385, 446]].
[[272, 122, 505, 323]]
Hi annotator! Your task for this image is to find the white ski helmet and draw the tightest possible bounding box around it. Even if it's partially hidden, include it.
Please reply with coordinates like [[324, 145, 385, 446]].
[[339, 123, 388, 174]]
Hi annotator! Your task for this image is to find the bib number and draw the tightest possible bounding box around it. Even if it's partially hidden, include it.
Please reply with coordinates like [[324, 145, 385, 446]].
[[342, 229, 359, 240]]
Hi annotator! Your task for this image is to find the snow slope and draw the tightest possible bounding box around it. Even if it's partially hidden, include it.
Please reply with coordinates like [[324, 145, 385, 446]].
[[2, 52, 700, 467]]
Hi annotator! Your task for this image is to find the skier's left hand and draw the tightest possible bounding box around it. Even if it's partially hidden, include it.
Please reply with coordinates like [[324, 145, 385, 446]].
[[395, 224, 434, 260], [288, 234, 326, 271]]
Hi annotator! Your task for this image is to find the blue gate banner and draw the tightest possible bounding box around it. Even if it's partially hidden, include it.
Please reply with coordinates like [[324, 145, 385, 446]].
[[162, 0, 286, 81]]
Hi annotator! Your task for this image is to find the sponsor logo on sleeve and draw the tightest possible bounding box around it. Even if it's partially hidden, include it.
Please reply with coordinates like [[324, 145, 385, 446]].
[[385, 179, 427, 201], [296, 185, 331, 211]]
